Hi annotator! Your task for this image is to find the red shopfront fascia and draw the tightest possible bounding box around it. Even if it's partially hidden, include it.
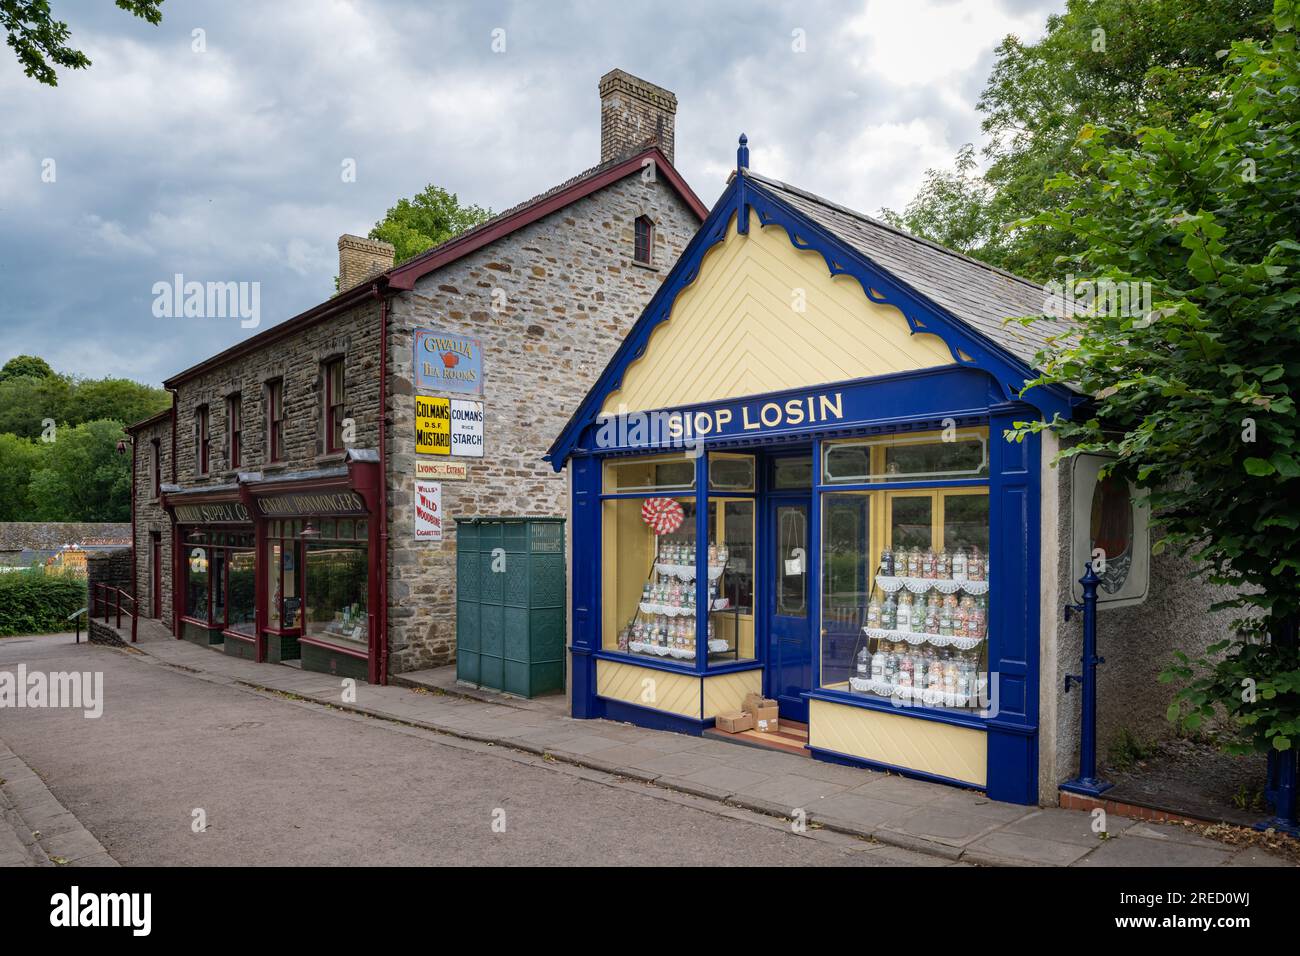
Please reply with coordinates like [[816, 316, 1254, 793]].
[[162, 457, 385, 683]]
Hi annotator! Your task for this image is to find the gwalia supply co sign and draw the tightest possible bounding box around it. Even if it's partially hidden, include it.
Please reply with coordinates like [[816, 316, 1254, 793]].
[[414, 328, 483, 395]]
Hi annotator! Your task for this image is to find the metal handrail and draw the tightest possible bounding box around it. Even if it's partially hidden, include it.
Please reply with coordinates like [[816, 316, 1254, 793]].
[[91, 583, 138, 643]]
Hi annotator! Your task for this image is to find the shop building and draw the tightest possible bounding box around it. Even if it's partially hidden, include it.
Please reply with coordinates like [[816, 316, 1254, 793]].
[[126, 70, 707, 684], [547, 139, 1223, 806]]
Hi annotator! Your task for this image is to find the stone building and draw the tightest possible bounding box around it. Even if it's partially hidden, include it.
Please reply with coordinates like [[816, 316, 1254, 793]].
[[126, 69, 707, 683]]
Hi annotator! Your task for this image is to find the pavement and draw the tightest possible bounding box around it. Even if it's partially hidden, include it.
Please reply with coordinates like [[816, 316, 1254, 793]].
[[3, 624, 1295, 867]]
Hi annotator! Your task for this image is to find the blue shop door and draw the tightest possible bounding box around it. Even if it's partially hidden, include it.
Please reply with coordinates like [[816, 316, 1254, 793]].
[[767, 497, 812, 722]]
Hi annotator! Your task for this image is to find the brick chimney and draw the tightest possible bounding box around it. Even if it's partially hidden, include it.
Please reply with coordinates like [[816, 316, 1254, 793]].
[[337, 234, 395, 292], [598, 69, 677, 165]]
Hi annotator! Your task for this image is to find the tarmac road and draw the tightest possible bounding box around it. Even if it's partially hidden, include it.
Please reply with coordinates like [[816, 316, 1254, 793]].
[[0, 634, 940, 867]]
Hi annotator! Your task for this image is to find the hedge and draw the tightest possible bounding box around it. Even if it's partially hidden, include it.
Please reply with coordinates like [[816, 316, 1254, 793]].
[[0, 570, 87, 636]]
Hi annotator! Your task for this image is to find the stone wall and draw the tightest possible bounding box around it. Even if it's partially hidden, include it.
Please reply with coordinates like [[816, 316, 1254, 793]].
[[86, 547, 133, 638], [384, 172, 700, 671], [131, 416, 174, 624], [171, 299, 383, 484], [1038, 434, 1240, 802]]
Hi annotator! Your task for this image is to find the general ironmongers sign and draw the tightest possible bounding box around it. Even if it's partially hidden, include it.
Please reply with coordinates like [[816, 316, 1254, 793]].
[[256, 491, 368, 517], [173, 502, 251, 524]]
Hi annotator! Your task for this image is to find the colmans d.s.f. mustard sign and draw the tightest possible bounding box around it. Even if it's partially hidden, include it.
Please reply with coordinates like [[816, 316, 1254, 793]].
[[414, 328, 482, 395]]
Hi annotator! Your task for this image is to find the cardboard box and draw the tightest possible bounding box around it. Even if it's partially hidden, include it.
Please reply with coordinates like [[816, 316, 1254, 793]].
[[752, 704, 780, 734], [742, 691, 765, 714], [715, 712, 754, 734]]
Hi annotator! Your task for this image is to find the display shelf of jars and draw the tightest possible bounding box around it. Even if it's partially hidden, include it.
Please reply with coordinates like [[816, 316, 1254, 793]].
[[616, 540, 740, 662], [848, 546, 990, 709]]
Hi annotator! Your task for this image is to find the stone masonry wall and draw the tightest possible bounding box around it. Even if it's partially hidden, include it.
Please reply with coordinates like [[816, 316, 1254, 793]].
[[1043, 440, 1240, 800], [132, 416, 174, 624], [171, 299, 383, 484], [385, 172, 700, 671]]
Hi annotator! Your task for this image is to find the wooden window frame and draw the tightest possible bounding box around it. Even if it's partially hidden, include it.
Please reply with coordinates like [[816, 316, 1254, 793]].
[[266, 379, 284, 464], [324, 358, 345, 454], [227, 393, 241, 470], [634, 215, 654, 265]]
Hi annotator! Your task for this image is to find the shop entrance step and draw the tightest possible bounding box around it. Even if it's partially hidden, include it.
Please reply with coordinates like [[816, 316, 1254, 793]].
[[705, 718, 810, 757]]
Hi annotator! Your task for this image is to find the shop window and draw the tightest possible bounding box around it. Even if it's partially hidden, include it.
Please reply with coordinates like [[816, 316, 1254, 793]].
[[819, 471, 990, 710], [227, 394, 242, 469], [823, 430, 988, 484], [708, 454, 755, 492], [267, 378, 284, 463], [603, 453, 695, 494], [185, 543, 210, 620], [708, 497, 755, 665], [195, 406, 210, 477], [602, 495, 701, 660], [182, 530, 254, 630], [323, 358, 345, 453], [304, 538, 368, 646], [634, 215, 654, 265]]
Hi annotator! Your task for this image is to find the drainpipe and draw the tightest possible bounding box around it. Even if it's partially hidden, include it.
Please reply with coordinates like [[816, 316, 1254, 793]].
[[373, 283, 390, 685], [129, 429, 137, 614]]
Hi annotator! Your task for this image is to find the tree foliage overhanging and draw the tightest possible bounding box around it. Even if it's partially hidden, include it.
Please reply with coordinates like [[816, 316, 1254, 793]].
[[881, 0, 1276, 282], [1009, 1, 1300, 754]]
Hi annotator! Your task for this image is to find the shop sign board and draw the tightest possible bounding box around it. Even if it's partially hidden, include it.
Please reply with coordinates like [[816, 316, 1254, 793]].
[[414, 328, 483, 395], [416, 460, 468, 480], [414, 481, 443, 542], [450, 399, 484, 457], [416, 396, 484, 458], [415, 395, 451, 455], [591, 371, 995, 453], [174, 502, 250, 524], [256, 491, 367, 517]]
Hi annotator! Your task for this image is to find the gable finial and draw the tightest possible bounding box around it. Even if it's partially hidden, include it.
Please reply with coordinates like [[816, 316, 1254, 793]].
[[737, 133, 749, 171]]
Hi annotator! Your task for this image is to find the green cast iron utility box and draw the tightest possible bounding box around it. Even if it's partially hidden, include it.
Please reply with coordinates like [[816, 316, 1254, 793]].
[[455, 517, 566, 698]]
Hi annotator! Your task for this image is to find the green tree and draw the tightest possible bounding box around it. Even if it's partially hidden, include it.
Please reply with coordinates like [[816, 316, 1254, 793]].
[[73, 376, 170, 428], [1, 0, 163, 86], [370, 184, 493, 265], [25, 420, 131, 521], [1010, 1, 1300, 755], [885, 0, 1274, 281], [0, 433, 42, 521], [0, 354, 53, 381], [0, 371, 71, 439]]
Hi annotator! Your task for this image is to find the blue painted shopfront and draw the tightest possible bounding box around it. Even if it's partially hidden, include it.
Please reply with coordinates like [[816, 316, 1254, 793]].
[[548, 146, 1081, 805]]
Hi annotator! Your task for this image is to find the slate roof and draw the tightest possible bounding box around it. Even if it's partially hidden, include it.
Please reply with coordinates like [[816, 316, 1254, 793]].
[[744, 171, 1078, 368]]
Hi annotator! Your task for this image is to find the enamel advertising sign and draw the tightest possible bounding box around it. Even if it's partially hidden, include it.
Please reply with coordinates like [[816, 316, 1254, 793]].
[[414, 329, 483, 395]]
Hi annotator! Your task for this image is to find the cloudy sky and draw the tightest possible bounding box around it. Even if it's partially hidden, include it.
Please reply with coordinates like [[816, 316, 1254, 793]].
[[0, 0, 1061, 387]]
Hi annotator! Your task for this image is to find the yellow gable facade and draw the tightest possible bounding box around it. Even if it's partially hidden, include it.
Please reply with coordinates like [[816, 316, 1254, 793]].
[[601, 208, 957, 416]]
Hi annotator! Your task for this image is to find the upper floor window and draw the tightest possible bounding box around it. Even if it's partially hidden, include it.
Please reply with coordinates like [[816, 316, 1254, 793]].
[[324, 358, 345, 454], [150, 438, 161, 499], [195, 406, 210, 477], [227, 393, 242, 469], [266, 379, 284, 463], [634, 215, 654, 265]]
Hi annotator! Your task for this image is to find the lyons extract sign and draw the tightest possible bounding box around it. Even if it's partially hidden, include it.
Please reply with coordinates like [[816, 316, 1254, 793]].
[[416, 396, 484, 458], [414, 329, 482, 395]]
